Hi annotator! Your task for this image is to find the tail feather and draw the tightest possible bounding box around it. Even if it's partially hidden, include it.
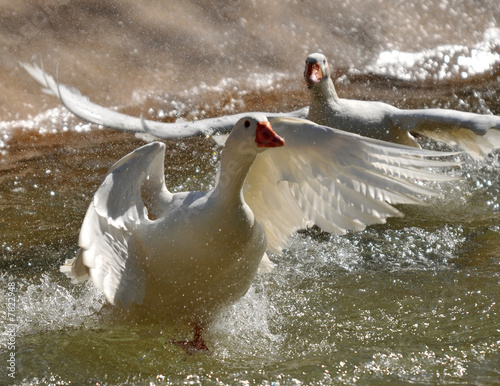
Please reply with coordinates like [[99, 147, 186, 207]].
[[60, 249, 90, 284]]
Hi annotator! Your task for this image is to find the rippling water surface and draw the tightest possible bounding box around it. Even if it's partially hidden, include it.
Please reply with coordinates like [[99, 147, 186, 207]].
[[1, 1, 499, 384]]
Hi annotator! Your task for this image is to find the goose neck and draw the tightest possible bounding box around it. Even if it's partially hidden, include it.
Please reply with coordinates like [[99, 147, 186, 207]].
[[213, 145, 257, 202], [311, 78, 339, 104]]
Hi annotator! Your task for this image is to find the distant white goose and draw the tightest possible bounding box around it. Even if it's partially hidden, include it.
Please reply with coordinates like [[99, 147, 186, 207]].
[[305, 52, 500, 158], [61, 114, 459, 352], [20, 62, 308, 138], [21, 59, 500, 158]]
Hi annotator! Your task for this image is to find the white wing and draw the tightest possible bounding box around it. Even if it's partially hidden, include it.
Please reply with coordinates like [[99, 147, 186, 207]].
[[21, 62, 309, 138], [391, 108, 500, 159], [61, 142, 171, 309], [244, 117, 461, 254]]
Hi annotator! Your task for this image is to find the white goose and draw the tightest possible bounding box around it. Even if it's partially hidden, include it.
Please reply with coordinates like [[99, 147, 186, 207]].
[[61, 114, 459, 352], [22, 59, 500, 158], [20, 62, 308, 138], [305, 52, 500, 158]]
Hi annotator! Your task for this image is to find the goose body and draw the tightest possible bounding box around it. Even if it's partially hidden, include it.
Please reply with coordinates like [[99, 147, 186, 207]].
[[133, 139, 271, 321], [61, 114, 460, 351], [305, 53, 500, 158]]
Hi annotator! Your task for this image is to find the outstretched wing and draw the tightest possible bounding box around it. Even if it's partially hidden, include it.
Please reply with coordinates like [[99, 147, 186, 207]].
[[244, 117, 461, 254], [61, 142, 172, 309], [21, 62, 309, 138], [390, 108, 500, 159]]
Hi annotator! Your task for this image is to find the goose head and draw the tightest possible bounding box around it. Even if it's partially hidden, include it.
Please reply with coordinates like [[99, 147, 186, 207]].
[[214, 115, 285, 194], [224, 114, 285, 154], [304, 53, 331, 88]]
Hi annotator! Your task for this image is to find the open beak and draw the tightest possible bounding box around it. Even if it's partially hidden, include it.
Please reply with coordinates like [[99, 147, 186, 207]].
[[255, 121, 285, 148], [305, 61, 323, 87]]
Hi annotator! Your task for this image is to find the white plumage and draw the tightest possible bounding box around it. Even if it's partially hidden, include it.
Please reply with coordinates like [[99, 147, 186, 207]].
[[60, 114, 459, 351], [20, 62, 307, 138], [305, 53, 500, 158], [21, 57, 500, 158]]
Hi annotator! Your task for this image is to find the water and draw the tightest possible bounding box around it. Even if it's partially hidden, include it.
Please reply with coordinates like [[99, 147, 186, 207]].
[[1, 1, 499, 384]]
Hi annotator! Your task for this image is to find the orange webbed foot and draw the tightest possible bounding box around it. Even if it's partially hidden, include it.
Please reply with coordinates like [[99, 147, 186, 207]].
[[172, 325, 211, 355]]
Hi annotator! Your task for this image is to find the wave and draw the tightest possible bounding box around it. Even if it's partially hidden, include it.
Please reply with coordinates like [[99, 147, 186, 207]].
[[364, 27, 500, 81]]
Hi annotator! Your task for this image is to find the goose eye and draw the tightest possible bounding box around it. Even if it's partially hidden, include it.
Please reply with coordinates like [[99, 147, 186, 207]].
[[244, 120, 251, 128]]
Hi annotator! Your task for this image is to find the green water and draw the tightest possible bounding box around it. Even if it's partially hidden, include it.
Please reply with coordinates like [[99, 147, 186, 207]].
[[0, 124, 498, 384]]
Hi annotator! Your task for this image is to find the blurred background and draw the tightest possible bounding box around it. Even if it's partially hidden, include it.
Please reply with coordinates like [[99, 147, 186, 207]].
[[2, 0, 500, 120]]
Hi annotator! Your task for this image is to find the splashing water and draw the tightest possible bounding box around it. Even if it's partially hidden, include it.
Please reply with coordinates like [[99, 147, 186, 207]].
[[365, 27, 500, 81]]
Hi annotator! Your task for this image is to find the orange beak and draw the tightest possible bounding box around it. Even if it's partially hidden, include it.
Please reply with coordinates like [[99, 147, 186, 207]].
[[255, 121, 285, 148], [305, 62, 323, 87]]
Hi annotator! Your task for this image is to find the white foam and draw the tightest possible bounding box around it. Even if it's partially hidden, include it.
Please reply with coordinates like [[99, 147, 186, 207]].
[[210, 281, 283, 357], [0, 273, 105, 338], [366, 27, 500, 81], [0, 106, 96, 145]]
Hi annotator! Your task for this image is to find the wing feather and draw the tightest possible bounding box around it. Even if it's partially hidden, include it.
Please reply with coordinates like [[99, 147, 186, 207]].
[[21, 62, 309, 138], [391, 108, 500, 158], [61, 142, 171, 309], [244, 117, 461, 254]]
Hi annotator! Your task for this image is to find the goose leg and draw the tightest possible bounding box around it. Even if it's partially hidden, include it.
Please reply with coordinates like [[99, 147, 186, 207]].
[[173, 325, 210, 354]]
